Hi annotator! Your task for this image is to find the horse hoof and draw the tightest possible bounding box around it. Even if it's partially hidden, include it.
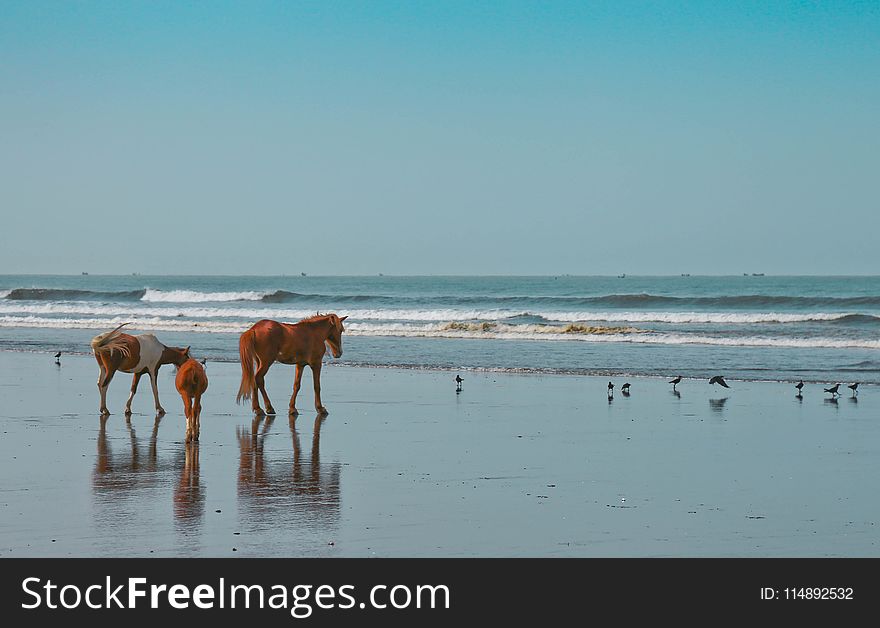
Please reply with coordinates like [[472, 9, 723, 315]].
[[266, 407, 277, 416], [100, 409, 110, 416], [317, 407, 328, 415], [124, 408, 132, 416], [254, 409, 265, 417], [289, 408, 299, 416], [157, 408, 166, 416]]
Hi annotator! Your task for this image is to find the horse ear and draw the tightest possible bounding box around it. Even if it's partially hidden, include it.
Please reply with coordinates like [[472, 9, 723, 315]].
[[184, 346, 191, 355], [340, 316, 348, 322]]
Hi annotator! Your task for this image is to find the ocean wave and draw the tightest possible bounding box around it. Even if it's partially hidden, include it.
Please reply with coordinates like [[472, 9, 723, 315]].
[[8, 286, 880, 310], [3, 288, 147, 301], [140, 289, 269, 302], [0, 301, 876, 325], [259, 289, 394, 303]]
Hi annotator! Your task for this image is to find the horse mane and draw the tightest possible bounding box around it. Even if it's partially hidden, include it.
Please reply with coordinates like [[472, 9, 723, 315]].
[[298, 312, 332, 324]]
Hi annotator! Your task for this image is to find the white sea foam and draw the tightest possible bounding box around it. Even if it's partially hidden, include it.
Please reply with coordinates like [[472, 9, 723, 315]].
[[140, 289, 269, 302], [2, 315, 879, 350], [0, 302, 867, 325], [0, 290, 10, 299]]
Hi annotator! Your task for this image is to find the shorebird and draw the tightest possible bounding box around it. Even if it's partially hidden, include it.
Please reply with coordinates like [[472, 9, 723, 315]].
[[607, 381, 614, 396], [795, 381, 804, 394], [669, 376, 682, 390], [709, 375, 730, 388], [824, 384, 841, 397], [455, 374, 463, 391], [200, 357, 207, 369], [621, 383, 631, 394], [848, 382, 859, 396], [54, 351, 61, 364]]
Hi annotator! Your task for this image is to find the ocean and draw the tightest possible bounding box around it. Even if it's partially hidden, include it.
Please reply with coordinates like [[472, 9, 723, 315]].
[[1, 274, 878, 384]]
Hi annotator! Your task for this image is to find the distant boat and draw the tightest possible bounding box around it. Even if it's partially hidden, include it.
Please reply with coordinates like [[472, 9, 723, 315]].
[[681, 273, 690, 277], [618, 273, 626, 278], [752, 273, 765, 276], [301, 272, 307, 277], [81, 272, 88, 275]]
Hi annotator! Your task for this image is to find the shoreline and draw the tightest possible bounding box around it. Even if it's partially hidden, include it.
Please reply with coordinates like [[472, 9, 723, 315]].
[[0, 347, 870, 387]]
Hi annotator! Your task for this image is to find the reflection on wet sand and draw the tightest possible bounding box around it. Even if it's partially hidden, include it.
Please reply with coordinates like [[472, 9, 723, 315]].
[[93, 414, 166, 495], [237, 414, 341, 532], [709, 397, 729, 414], [173, 444, 204, 528], [93, 415, 204, 552], [92, 415, 181, 553]]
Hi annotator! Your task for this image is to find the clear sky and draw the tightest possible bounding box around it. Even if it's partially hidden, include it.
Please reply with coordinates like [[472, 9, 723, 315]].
[[1, 1, 877, 275]]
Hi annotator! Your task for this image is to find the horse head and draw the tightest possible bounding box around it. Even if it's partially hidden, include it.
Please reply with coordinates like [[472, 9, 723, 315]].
[[168, 345, 191, 367], [325, 314, 347, 358]]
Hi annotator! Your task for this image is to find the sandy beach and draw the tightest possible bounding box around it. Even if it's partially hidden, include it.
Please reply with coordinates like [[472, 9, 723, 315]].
[[0, 350, 876, 557]]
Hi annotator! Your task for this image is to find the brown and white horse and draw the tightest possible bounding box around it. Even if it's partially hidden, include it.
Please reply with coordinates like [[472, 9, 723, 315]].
[[236, 314, 347, 416], [91, 323, 190, 416], [175, 358, 208, 442]]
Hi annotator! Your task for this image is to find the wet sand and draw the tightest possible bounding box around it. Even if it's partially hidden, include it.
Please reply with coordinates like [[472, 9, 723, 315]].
[[1, 351, 878, 557]]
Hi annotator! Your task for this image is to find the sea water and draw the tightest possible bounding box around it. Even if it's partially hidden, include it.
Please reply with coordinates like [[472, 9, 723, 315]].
[[1, 274, 878, 383]]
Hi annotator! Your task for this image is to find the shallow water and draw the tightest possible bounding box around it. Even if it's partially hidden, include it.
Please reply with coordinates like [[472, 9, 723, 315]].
[[1, 352, 878, 557]]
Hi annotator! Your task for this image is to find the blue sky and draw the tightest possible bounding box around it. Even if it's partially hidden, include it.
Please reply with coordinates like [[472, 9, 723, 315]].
[[1, 1, 877, 275]]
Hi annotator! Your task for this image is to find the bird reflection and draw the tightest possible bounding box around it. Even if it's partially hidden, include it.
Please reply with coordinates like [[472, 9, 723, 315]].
[[709, 397, 729, 414], [848, 395, 858, 405], [237, 413, 341, 530], [824, 397, 839, 406], [670, 390, 681, 399]]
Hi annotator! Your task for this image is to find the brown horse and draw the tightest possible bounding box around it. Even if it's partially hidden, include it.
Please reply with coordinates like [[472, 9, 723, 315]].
[[236, 314, 347, 416], [91, 323, 190, 416], [175, 358, 208, 442]]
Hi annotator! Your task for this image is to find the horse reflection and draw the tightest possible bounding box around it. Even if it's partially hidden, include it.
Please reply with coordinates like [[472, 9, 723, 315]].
[[237, 414, 341, 529], [173, 444, 204, 526], [93, 415, 205, 543], [93, 414, 165, 495]]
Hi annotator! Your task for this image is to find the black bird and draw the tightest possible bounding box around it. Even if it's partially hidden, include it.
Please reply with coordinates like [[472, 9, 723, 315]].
[[848, 382, 859, 396], [54, 351, 61, 365], [200, 358, 207, 369], [669, 376, 682, 390], [607, 381, 614, 396], [455, 374, 463, 391], [824, 384, 840, 397], [795, 381, 804, 394], [709, 375, 730, 388], [621, 383, 631, 394]]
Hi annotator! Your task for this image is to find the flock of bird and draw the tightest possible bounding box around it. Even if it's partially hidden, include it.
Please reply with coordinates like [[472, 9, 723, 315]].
[[607, 374, 729, 398], [816, 382, 859, 398], [604, 376, 861, 399], [55, 353, 861, 402]]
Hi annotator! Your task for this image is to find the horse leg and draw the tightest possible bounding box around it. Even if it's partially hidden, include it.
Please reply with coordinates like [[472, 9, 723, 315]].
[[192, 393, 202, 442], [148, 368, 165, 415], [125, 371, 144, 415], [255, 362, 275, 416], [181, 392, 193, 442], [98, 365, 116, 415], [311, 363, 327, 414], [289, 364, 304, 415]]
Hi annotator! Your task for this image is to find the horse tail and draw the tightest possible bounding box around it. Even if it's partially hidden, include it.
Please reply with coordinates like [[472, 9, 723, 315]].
[[90, 322, 132, 358], [236, 329, 257, 404]]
